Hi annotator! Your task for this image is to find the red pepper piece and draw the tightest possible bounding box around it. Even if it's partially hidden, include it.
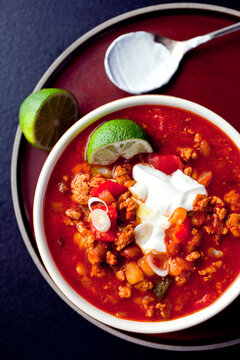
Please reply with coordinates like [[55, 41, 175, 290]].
[[172, 218, 191, 244], [95, 228, 116, 242], [148, 154, 183, 175], [91, 180, 127, 199], [90, 205, 118, 242]]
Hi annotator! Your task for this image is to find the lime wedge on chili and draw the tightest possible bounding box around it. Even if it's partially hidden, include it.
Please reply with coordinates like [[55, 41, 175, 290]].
[[87, 119, 153, 165], [19, 88, 79, 151]]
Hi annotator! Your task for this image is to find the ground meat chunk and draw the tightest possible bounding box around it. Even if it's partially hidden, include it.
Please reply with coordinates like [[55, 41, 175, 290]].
[[191, 212, 208, 227], [226, 213, 240, 237], [209, 196, 225, 207], [118, 285, 132, 298], [224, 190, 240, 211], [118, 191, 131, 202], [64, 217, 79, 227], [91, 264, 105, 278], [106, 251, 117, 265], [142, 295, 155, 309], [71, 173, 91, 204], [123, 180, 136, 188], [185, 228, 202, 253], [193, 194, 209, 212], [156, 301, 172, 319], [76, 222, 95, 247], [175, 272, 190, 286], [89, 174, 106, 188], [179, 147, 197, 161], [186, 251, 201, 262], [87, 242, 109, 264], [116, 269, 126, 281], [145, 305, 155, 318], [193, 132, 202, 147], [134, 280, 153, 292], [86, 246, 102, 265], [115, 224, 135, 251], [198, 261, 222, 281], [215, 207, 228, 221], [192, 194, 228, 237], [209, 196, 227, 220], [203, 217, 228, 236], [78, 205, 90, 222], [114, 165, 130, 185], [118, 196, 138, 220], [65, 208, 82, 220]]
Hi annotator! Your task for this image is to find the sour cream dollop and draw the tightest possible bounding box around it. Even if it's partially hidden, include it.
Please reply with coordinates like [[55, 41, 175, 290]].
[[130, 164, 207, 255]]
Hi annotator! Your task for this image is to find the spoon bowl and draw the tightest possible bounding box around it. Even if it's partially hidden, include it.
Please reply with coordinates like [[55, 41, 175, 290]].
[[104, 22, 240, 94]]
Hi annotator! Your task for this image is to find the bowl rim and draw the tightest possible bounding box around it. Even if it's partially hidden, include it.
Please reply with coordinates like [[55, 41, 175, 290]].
[[33, 94, 240, 334]]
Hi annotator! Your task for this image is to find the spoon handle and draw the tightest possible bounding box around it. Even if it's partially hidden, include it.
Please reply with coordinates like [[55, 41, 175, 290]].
[[184, 22, 240, 53]]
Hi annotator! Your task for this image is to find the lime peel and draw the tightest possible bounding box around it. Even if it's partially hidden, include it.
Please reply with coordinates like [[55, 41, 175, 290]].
[[19, 88, 79, 151], [87, 119, 153, 164]]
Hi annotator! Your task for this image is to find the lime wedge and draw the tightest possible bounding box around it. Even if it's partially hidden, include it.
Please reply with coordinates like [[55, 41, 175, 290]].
[[87, 119, 153, 165], [19, 88, 79, 151]]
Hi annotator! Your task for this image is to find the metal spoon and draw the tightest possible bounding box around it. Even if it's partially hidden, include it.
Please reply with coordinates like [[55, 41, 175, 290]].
[[104, 22, 240, 94]]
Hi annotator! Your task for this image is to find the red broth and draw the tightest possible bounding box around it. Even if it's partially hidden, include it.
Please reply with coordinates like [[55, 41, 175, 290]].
[[43, 105, 240, 321]]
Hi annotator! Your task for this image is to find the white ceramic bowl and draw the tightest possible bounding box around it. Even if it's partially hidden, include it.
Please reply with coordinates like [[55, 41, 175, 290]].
[[33, 95, 240, 334]]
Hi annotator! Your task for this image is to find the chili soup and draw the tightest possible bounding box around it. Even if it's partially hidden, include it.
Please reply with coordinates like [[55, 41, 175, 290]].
[[34, 96, 240, 332]]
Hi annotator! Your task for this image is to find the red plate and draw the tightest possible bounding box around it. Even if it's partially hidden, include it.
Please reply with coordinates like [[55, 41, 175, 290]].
[[11, 3, 240, 351]]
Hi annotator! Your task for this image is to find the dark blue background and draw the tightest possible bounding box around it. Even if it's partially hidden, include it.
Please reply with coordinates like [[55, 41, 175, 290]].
[[1, 1, 240, 358]]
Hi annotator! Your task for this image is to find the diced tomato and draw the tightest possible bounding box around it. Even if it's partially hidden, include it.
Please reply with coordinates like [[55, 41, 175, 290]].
[[148, 154, 183, 175], [91, 180, 127, 199], [90, 205, 117, 242], [171, 218, 191, 244]]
